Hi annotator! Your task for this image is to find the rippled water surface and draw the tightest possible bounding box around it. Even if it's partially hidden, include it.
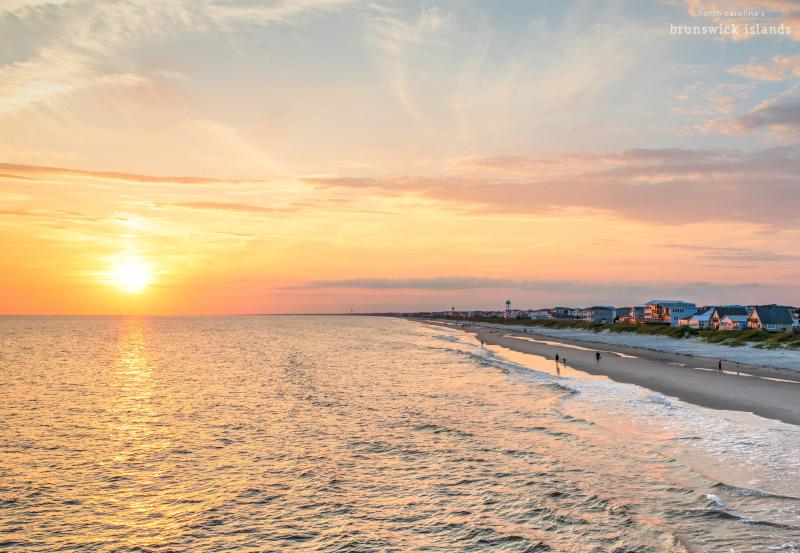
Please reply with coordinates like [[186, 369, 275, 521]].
[[1, 316, 799, 552]]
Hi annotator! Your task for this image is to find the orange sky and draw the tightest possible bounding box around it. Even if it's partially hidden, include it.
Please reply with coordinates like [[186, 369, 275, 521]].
[[1, 0, 799, 314]]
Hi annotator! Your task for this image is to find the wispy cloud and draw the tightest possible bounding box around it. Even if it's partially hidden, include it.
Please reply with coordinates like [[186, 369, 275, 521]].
[[164, 201, 288, 214], [659, 243, 800, 262], [0, 163, 249, 185], [700, 91, 800, 138], [365, 3, 449, 127], [207, 0, 358, 27], [306, 146, 800, 225], [730, 55, 800, 81], [0, 207, 106, 223], [293, 276, 791, 307]]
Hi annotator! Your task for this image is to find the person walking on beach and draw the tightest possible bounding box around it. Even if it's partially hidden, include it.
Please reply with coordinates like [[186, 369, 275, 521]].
[[718, 359, 723, 373], [555, 353, 559, 364], [595, 351, 601, 363]]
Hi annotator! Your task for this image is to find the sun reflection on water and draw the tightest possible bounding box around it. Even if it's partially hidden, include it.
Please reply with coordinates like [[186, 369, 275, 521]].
[[105, 318, 183, 549]]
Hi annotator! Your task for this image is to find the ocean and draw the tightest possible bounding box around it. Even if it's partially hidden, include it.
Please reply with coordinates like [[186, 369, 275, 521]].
[[1, 315, 799, 552]]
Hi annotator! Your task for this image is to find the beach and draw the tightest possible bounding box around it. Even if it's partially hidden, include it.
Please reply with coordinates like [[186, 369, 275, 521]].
[[462, 323, 800, 426]]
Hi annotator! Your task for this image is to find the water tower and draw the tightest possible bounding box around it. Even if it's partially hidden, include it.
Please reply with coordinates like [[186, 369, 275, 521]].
[[505, 299, 511, 313]]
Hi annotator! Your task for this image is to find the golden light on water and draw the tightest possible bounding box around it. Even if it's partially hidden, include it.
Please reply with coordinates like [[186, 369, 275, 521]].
[[109, 258, 154, 294]]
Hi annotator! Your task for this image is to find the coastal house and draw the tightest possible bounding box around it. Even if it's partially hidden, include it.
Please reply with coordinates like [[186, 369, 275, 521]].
[[509, 309, 530, 319], [529, 308, 553, 320], [550, 306, 580, 320], [684, 308, 713, 329], [644, 300, 697, 327], [710, 306, 749, 330], [747, 305, 794, 333], [718, 315, 748, 331], [616, 306, 645, 324], [614, 307, 631, 323], [580, 306, 615, 323]]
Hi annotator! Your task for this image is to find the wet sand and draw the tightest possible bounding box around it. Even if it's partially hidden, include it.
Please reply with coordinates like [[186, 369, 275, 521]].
[[459, 324, 800, 426]]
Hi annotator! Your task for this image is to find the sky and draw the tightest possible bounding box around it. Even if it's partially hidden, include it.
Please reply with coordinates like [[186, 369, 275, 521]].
[[1, 0, 799, 314]]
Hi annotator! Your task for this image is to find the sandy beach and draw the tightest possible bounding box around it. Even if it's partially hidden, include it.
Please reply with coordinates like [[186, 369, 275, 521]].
[[451, 323, 800, 426]]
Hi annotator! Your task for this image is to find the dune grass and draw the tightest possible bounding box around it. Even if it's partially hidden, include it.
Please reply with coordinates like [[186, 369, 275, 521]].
[[450, 316, 800, 349]]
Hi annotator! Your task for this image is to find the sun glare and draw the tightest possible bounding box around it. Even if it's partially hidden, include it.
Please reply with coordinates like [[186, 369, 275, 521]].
[[110, 259, 154, 294]]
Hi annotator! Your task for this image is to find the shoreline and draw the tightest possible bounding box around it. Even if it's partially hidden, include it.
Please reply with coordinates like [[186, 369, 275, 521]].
[[471, 321, 800, 372], [424, 320, 800, 426]]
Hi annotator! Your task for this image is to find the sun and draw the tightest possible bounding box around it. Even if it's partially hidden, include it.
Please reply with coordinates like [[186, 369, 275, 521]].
[[110, 259, 154, 294]]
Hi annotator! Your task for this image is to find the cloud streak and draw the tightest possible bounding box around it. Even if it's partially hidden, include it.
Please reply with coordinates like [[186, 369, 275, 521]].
[[293, 276, 793, 307], [0, 163, 251, 185], [165, 201, 287, 214], [730, 55, 800, 81], [307, 146, 800, 226]]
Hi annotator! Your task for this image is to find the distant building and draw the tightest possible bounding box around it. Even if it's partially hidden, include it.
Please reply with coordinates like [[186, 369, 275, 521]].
[[550, 306, 580, 320], [748, 305, 795, 333], [684, 308, 713, 329], [644, 300, 697, 327], [710, 306, 749, 330], [614, 307, 631, 323], [529, 309, 553, 320], [616, 306, 644, 324], [718, 314, 748, 331], [580, 306, 615, 323]]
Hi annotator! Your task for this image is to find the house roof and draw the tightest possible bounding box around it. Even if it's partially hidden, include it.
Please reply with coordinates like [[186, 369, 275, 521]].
[[645, 300, 695, 307], [720, 314, 748, 322], [713, 306, 749, 318], [751, 305, 794, 325], [691, 309, 714, 321]]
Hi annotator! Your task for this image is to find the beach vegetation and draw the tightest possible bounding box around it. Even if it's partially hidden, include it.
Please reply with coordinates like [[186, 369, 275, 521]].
[[447, 316, 800, 350]]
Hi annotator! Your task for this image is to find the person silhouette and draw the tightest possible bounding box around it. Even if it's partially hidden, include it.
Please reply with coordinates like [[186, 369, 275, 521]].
[[595, 351, 601, 363]]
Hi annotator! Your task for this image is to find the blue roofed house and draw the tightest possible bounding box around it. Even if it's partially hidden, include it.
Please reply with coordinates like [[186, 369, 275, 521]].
[[710, 306, 749, 330], [747, 305, 795, 333], [719, 314, 748, 331], [684, 308, 713, 329]]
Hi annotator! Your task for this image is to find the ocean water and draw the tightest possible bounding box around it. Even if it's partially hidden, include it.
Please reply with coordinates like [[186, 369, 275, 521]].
[[1, 316, 799, 552]]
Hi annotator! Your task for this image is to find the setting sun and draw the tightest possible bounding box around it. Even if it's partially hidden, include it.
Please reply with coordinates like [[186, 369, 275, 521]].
[[110, 259, 153, 294]]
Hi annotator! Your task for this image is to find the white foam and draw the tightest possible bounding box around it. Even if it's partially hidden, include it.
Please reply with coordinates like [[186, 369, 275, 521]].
[[422, 321, 800, 499]]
